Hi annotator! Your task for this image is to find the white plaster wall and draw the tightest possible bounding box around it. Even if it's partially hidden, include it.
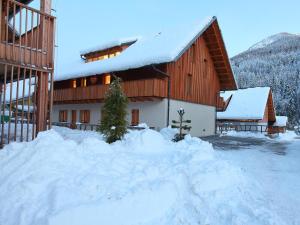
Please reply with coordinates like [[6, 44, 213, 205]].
[[126, 100, 167, 130], [169, 99, 216, 137], [52, 100, 168, 131], [53, 99, 216, 136], [53, 103, 102, 124]]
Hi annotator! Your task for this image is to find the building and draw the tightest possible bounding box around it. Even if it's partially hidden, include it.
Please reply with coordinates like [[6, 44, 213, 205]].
[[0, 0, 55, 145], [217, 87, 287, 133], [53, 16, 237, 137]]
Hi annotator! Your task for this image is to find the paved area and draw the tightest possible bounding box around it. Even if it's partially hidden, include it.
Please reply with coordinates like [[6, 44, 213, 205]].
[[202, 135, 290, 155]]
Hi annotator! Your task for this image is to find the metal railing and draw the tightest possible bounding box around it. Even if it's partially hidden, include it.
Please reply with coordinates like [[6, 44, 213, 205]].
[[217, 123, 268, 133]]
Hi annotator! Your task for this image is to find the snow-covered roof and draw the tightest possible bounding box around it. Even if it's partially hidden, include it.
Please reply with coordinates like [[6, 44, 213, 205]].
[[217, 87, 271, 121], [274, 116, 288, 127], [56, 16, 216, 81], [220, 91, 234, 101], [16, 105, 35, 112], [80, 37, 139, 56], [2, 80, 34, 103]]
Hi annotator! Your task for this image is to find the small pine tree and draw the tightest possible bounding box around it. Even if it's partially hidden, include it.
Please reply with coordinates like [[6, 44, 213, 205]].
[[98, 76, 128, 143]]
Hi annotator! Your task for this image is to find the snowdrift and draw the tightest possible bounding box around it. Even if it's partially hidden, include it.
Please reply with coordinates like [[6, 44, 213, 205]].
[[0, 127, 286, 225]]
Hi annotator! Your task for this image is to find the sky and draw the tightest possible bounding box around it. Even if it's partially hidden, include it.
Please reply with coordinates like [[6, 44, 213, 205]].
[[45, 0, 300, 67]]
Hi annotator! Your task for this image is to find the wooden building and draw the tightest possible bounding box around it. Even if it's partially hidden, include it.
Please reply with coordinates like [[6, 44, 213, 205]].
[[53, 17, 237, 137], [0, 0, 55, 146], [217, 87, 287, 133]]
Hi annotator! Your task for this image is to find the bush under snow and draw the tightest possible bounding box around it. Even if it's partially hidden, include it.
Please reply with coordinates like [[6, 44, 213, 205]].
[[0, 127, 291, 225]]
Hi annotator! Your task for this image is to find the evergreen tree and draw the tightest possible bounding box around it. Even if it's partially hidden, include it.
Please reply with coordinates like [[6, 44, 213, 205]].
[[98, 76, 128, 143]]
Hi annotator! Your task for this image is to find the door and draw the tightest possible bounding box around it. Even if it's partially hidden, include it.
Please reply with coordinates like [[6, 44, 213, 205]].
[[71, 110, 77, 124]]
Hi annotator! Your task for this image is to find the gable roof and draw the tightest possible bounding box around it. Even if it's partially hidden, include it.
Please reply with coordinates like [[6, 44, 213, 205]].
[[217, 87, 273, 121], [56, 17, 237, 90]]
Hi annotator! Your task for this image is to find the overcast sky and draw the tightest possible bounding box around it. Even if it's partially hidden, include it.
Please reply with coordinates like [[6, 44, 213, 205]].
[[47, 0, 299, 67]]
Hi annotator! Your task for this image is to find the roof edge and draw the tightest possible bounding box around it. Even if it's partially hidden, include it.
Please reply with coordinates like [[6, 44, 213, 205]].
[[173, 16, 217, 62]]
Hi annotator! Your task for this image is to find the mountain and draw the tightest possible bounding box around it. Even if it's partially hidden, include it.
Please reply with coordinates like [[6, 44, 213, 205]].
[[231, 33, 300, 127]]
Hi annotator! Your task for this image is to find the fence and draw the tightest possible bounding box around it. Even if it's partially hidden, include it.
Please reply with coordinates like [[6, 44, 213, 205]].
[[217, 123, 268, 133]]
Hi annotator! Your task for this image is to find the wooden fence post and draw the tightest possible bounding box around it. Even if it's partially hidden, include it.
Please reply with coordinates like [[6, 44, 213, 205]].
[[36, 71, 48, 133]]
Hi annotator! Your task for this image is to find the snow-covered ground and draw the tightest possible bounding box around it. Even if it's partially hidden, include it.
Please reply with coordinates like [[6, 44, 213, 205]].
[[0, 127, 299, 225]]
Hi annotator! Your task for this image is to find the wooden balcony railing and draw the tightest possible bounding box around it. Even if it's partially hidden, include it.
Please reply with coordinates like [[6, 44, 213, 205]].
[[0, 0, 55, 70], [53, 78, 168, 103]]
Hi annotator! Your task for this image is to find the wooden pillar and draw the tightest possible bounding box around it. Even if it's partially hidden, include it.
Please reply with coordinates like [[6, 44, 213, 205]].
[[36, 0, 52, 134], [0, 0, 4, 41], [36, 71, 49, 133]]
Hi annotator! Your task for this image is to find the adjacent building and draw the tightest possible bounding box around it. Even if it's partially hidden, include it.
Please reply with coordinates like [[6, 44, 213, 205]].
[[0, 0, 55, 145], [217, 87, 287, 133]]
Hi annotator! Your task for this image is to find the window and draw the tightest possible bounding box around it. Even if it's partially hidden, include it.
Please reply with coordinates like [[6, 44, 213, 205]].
[[80, 110, 90, 123], [59, 110, 68, 122], [186, 74, 192, 96], [131, 109, 139, 126], [81, 78, 87, 87], [103, 74, 111, 85], [72, 80, 77, 88]]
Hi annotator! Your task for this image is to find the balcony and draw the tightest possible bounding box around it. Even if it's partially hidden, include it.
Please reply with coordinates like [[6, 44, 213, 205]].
[[53, 78, 168, 104], [0, 0, 55, 71]]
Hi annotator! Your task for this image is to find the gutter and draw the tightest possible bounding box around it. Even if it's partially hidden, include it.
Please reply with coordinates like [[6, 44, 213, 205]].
[[151, 65, 171, 127]]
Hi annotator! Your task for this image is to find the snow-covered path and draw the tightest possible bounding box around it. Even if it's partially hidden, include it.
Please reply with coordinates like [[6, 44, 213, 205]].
[[207, 134, 300, 225], [0, 128, 299, 225]]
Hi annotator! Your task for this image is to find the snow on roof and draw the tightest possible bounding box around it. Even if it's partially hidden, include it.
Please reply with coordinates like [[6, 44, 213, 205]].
[[56, 16, 216, 81], [217, 87, 271, 120], [274, 116, 288, 127], [1, 80, 35, 103], [220, 91, 234, 101], [80, 37, 139, 56], [16, 105, 35, 112]]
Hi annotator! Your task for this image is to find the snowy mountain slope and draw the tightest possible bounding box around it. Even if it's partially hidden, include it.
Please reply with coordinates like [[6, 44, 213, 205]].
[[249, 33, 299, 50], [231, 32, 300, 126]]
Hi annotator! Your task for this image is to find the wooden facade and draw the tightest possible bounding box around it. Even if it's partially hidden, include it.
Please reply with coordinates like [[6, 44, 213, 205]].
[[0, 0, 55, 146], [54, 78, 167, 104]]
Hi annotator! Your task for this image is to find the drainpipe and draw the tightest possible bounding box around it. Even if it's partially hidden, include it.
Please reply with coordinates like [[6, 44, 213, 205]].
[[0, 84, 2, 123], [151, 65, 170, 127]]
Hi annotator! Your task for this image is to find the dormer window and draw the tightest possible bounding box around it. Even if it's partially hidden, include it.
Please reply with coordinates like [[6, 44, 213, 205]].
[[81, 39, 136, 63]]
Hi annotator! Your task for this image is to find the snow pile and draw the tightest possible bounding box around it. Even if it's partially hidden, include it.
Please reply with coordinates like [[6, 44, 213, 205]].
[[277, 130, 298, 141], [220, 130, 270, 139], [218, 87, 271, 120], [0, 127, 287, 225], [221, 130, 298, 142]]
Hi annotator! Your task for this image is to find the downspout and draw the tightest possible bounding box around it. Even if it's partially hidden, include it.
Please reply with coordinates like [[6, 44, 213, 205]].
[[151, 65, 170, 127]]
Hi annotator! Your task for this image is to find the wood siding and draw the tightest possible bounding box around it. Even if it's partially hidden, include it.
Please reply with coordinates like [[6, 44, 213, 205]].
[[166, 35, 221, 106], [53, 78, 167, 104], [0, 0, 55, 70]]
